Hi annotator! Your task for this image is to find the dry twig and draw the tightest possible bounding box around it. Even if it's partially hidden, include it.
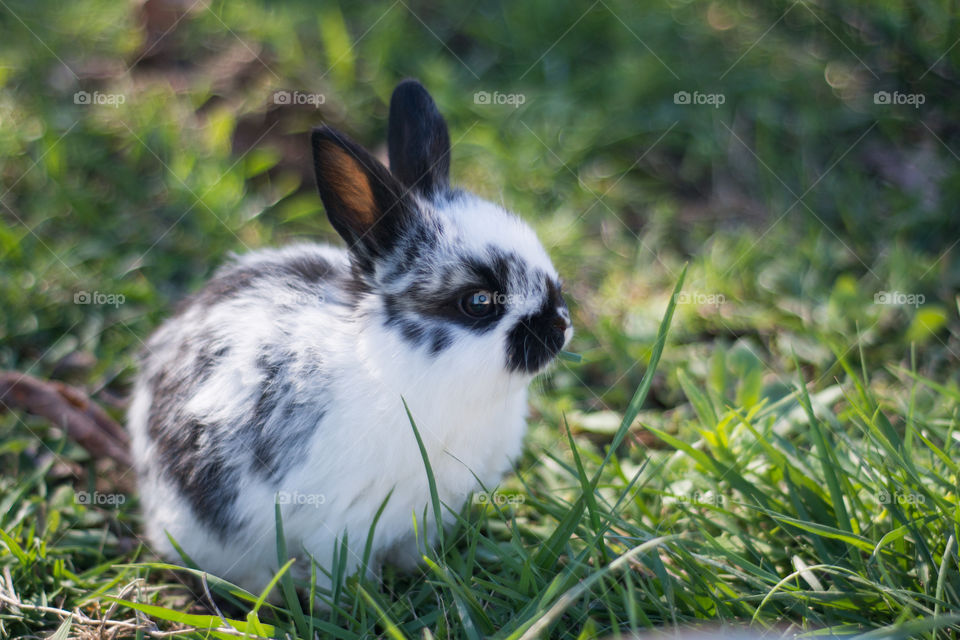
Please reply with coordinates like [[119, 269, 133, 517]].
[[0, 371, 132, 467]]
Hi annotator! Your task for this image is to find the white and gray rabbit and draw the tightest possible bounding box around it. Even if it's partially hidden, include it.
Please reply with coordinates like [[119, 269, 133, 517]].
[[128, 79, 572, 596]]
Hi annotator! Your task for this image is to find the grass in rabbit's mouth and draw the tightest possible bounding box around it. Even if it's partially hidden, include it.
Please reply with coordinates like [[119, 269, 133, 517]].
[[2, 0, 960, 638]]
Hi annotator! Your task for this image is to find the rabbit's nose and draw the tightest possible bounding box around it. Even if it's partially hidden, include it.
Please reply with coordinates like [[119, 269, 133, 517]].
[[552, 315, 569, 333]]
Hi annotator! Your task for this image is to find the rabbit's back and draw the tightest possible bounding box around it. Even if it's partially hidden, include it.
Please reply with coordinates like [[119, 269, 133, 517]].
[[129, 244, 352, 550]]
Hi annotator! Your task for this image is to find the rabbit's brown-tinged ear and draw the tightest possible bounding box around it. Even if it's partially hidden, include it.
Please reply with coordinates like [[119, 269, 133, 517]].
[[388, 79, 451, 197], [311, 126, 413, 264]]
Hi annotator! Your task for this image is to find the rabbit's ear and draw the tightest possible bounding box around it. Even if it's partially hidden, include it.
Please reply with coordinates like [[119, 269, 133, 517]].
[[311, 126, 413, 265], [388, 79, 451, 197]]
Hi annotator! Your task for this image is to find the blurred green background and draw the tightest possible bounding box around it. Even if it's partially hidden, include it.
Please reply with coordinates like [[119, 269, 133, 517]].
[[0, 0, 957, 400], [1, 0, 960, 635]]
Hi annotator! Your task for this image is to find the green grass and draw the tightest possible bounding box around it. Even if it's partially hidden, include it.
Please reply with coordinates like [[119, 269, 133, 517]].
[[1, 0, 959, 637]]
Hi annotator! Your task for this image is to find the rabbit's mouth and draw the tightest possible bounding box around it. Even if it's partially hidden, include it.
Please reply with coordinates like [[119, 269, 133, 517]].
[[505, 298, 572, 374]]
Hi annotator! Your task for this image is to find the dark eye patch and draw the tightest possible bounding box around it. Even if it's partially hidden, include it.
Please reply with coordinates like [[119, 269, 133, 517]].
[[464, 252, 511, 295], [427, 257, 510, 328], [381, 247, 532, 355], [385, 284, 504, 332]]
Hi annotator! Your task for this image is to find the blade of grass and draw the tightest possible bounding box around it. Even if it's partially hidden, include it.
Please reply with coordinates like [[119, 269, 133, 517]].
[[592, 264, 687, 484], [355, 583, 409, 640], [513, 535, 681, 640], [404, 397, 444, 554], [274, 502, 308, 637]]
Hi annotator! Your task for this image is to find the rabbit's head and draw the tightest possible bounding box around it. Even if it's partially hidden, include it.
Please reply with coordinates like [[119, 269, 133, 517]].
[[311, 79, 570, 375]]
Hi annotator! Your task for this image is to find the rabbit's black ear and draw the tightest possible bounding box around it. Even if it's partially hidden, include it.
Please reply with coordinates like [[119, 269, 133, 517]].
[[388, 79, 451, 197], [311, 126, 413, 267]]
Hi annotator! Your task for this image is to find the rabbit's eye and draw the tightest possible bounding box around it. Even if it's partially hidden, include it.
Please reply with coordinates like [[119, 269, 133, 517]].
[[459, 290, 496, 318]]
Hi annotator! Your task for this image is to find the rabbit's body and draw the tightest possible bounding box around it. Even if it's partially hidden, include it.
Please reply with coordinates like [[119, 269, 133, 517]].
[[130, 80, 570, 596]]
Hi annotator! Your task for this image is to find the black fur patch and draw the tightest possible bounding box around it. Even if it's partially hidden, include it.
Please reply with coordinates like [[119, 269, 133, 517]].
[[429, 329, 452, 355], [147, 366, 242, 538], [387, 79, 451, 197], [277, 255, 336, 283], [398, 319, 428, 345], [506, 279, 568, 373], [194, 343, 230, 383], [180, 251, 340, 313], [379, 220, 440, 287], [245, 348, 322, 481], [180, 268, 259, 312]]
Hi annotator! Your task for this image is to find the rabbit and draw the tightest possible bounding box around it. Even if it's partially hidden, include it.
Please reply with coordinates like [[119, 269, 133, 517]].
[[127, 79, 572, 598]]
